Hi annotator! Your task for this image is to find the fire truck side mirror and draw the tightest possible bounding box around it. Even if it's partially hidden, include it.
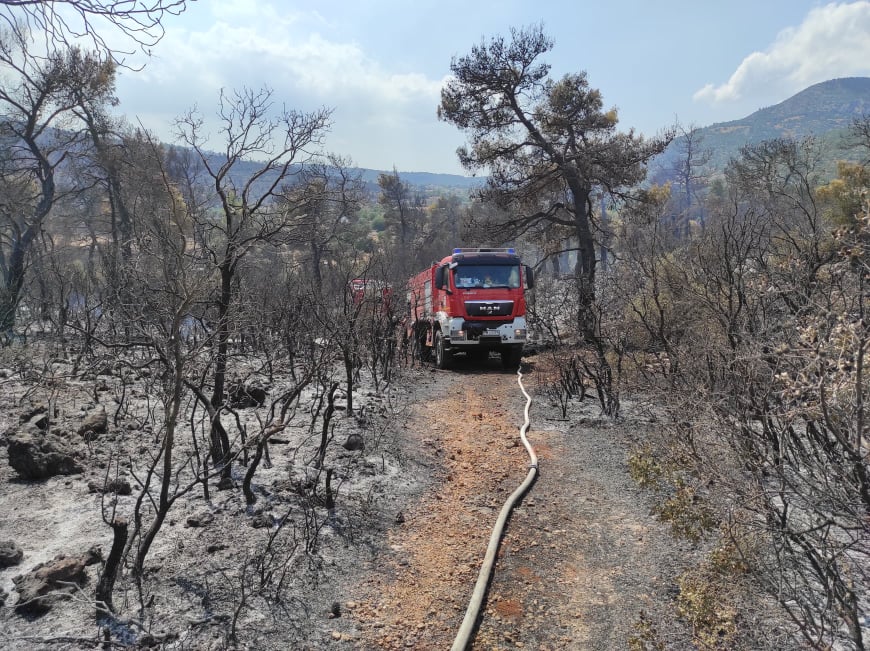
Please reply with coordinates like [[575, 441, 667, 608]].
[[434, 265, 448, 290], [524, 265, 535, 289]]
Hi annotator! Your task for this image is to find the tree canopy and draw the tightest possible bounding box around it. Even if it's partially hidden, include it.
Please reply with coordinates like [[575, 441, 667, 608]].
[[439, 25, 671, 413], [439, 24, 671, 288]]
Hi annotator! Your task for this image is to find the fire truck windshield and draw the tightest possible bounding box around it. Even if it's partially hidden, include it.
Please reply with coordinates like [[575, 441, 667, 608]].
[[453, 264, 521, 289]]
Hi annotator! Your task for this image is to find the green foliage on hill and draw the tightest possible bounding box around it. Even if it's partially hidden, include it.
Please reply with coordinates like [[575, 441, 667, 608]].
[[652, 77, 870, 182], [206, 153, 481, 200]]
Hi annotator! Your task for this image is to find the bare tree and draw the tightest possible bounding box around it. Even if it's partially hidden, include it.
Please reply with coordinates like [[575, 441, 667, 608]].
[[62, 130, 216, 630], [278, 154, 366, 295], [669, 123, 711, 234], [621, 134, 870, 648], [307, 250, 375, 418], [846, 113, 870, 167], [175, 86, 332, 480], [612, 184, 689, 378], [70, 66, 135, 273], [0, 0, 190, 63], [378, 168, 412, 248]]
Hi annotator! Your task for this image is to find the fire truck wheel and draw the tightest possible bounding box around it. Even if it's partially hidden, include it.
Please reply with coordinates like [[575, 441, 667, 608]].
[[434, 331, 451, 369]]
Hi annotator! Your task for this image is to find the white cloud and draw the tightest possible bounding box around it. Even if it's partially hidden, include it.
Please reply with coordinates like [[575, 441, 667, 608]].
[[116, 2, 449, 169], [134, 3, 444, 109], [694, 1, 870, 104]]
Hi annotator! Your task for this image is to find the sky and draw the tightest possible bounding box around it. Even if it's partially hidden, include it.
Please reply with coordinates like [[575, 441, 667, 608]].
[[101, 0, 870, 175]]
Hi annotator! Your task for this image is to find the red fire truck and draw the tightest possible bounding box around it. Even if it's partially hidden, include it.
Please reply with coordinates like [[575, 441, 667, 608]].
[[350, 278, 393, 309], [407, 248, 534, 369]]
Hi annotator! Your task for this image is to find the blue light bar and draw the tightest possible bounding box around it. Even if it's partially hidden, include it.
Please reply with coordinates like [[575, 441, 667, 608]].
[[451, 247, 518, 255]]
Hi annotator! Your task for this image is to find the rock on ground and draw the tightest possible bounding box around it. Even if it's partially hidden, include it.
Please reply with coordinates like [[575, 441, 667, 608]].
[[0, 541, 23, 568], [7, 427, 84, 479], [12, 548, 101, 614]]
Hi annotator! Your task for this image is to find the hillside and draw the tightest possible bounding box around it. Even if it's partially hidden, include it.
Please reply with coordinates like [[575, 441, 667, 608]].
[[339, 78, 870, 191], [378, 78, 870, 190], [176, 79, 870, 196], [356, 168, 483, 192], [196, 153, 481, 199], [719, 76, 870, 140], [651, 77, 870, 182]]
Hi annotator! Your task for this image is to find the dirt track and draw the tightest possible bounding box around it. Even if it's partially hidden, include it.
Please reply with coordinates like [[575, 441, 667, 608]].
[[348, 356, 688, 650]]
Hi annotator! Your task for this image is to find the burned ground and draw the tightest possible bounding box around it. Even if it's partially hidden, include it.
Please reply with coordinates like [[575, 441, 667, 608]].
[[0, 349, 692, 650]]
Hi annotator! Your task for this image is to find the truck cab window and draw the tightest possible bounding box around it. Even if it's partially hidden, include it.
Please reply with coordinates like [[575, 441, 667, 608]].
[[454, 264, 519, 289]]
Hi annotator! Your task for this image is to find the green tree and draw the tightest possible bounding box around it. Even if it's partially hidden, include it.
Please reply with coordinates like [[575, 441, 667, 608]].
[[438, 24, 671, 414], [377, 167, 436, 277], [0, 37, 116, 334], [279, 154, 365, 294]]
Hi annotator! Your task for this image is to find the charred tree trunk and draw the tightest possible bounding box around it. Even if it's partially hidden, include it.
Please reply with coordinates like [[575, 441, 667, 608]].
[[568, 180, 619, 417], [317, 383, 340, 468], [1, 158, 54, 334], [134, 339, 185, 574], [243, 421, 286, 506], [95, 517, 128, 613], [210, 260, 233, 476]]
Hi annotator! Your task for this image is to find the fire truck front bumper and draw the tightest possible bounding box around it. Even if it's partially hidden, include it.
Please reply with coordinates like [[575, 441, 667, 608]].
[[447, 317, 527, 347]]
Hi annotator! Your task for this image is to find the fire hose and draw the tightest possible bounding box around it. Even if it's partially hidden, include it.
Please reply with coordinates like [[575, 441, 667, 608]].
[[451, 368, 538, 651]]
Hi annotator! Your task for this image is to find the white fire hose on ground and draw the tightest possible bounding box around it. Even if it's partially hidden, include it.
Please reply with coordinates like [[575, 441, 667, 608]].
[[451, 368, 538, 651]]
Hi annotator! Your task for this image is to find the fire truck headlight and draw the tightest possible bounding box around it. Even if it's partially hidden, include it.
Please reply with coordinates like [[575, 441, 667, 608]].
[[514, 329, 527, 340], [450, 329, 466, 340]]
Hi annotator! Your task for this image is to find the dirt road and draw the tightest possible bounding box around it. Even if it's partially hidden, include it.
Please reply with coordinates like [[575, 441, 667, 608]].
[[348, 357, 687, 650]]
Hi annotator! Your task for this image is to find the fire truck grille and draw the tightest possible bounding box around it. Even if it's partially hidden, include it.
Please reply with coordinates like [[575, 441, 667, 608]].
[[464, 300, 514, 317]]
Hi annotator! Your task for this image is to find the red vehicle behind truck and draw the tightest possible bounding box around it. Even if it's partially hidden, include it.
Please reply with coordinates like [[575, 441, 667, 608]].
[[407, 247, 534, 369]]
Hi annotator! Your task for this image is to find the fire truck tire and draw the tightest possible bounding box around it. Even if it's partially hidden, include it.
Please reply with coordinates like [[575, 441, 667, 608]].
[[434, 331, 451, 369]]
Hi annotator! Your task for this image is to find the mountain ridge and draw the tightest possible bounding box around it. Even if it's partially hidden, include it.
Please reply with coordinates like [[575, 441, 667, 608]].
[[711, 77, 870, 140], [650, 77, 870, 181], [197, 77, 870, 194], [388, 77, 870, 190]]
